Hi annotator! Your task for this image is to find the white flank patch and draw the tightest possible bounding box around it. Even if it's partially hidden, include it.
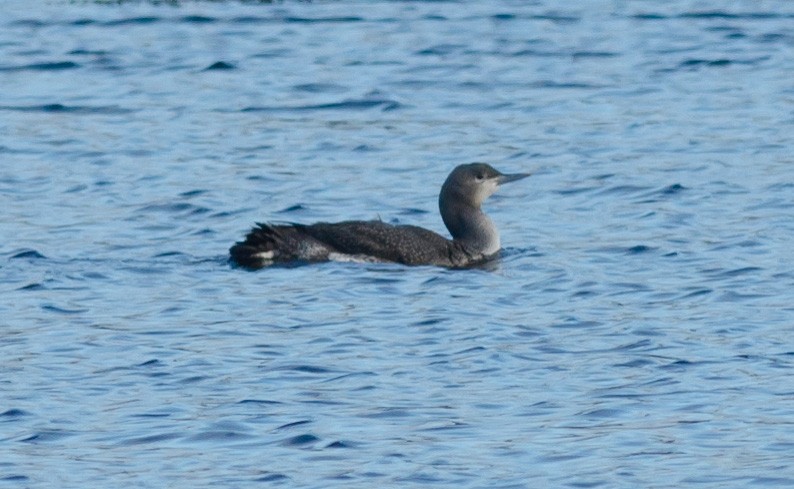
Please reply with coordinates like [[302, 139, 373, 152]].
[[328, 252, 383, 264], [254, 250, 275, 260]]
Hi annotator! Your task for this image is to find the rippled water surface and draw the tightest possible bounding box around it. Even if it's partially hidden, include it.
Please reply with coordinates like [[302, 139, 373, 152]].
[[2, 1, 794, 487]]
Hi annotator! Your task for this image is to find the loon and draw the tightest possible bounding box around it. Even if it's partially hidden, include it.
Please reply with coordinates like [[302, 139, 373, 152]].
[[229, 163, 530, 269]]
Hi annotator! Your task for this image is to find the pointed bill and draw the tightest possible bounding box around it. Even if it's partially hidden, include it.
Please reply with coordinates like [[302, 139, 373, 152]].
[[496, 172, 531, 185]]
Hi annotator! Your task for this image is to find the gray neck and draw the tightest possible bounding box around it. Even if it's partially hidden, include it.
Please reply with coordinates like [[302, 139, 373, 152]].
[[439, 197, 501, 256]]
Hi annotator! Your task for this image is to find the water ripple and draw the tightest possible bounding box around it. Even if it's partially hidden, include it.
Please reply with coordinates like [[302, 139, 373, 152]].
[[0, 103, 133, 114], [2, 1, 792, 487], [241, 99, 402, 112], [0, 61, 79, 71]]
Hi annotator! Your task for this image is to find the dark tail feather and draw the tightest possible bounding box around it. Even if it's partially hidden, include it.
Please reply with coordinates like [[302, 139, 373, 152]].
[[230, 223, 326, 269], [229, 243, 265, 269], [229, 223, 282, 269]]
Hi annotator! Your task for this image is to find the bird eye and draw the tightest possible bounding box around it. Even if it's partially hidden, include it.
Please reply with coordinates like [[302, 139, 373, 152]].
[[476, 173, 485, 181]]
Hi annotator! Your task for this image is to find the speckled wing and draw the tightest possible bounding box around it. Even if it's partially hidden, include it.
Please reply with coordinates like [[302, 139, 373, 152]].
[[298, 220, 466, 266]]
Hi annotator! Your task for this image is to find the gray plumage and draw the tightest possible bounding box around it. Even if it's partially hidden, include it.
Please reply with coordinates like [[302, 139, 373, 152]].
[[230, 163, 530, 269]]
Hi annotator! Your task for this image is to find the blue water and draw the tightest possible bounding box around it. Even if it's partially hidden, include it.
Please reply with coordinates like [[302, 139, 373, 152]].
[[2, 1, 794, 487]]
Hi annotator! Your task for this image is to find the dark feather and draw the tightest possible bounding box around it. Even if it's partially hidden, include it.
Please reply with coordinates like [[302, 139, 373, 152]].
[[229, 220, 476, 269], [229, 163, 529, 269]]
